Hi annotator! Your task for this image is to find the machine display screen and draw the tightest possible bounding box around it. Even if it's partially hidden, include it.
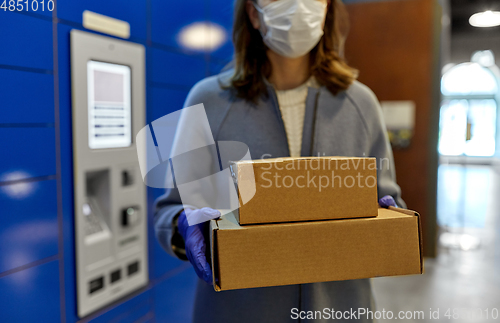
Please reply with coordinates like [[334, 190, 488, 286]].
[[87, 61, 132, 149]]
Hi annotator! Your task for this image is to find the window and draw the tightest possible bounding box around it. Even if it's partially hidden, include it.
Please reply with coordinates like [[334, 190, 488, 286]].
[[442, 63, 498, 96], [439, 62, 499, 157]]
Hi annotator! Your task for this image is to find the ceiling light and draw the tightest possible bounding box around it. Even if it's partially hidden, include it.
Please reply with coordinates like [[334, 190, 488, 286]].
[[178, 22, 227, 52], [469, 10, 500, 28]]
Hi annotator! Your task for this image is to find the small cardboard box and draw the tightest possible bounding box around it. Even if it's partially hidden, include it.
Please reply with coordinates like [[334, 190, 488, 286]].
[[210, 207, 423, 291], [230, 157, 379, 225]]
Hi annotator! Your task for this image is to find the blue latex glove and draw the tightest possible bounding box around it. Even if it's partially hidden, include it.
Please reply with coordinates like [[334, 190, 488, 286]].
[[379, 195, 398, 208], [177, 208, 221, 284]]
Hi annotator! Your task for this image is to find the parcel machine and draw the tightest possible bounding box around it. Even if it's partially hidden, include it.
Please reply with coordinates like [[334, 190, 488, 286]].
[[70, 30, 148, 317]]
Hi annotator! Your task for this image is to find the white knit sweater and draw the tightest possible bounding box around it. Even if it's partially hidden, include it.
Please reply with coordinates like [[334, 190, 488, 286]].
[[275, 77, 318, 157]]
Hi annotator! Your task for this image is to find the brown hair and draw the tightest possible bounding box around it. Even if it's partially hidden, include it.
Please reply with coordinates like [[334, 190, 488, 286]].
[[229, 0, 358, 102]]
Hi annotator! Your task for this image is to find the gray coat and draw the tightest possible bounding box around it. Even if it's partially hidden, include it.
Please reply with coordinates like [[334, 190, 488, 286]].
[[154, 70, 405, 323]]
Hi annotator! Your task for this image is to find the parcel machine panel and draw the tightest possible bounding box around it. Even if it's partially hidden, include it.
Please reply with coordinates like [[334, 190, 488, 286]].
[[70, 30, 148, 318]]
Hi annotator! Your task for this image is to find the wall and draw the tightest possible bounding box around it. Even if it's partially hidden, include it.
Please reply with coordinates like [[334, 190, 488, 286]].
[[344, 0, 441, 256], [450, 33, 500, 64], [0, 1, 233, 322]]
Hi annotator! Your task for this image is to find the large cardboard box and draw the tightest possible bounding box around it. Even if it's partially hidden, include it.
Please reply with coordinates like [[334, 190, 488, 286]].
[[210, 207, 422, 291], [230, 157, 379, 225]]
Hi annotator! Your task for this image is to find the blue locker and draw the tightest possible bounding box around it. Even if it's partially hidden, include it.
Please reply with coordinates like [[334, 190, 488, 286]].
[[209, 61, 230, 77], [0, 2, 218, 318], [0, 12, 53, 71], [151, 48, 207, 88], [147, 86, 189, 280], [0, 69, 54, 124], [149, 86, 189, 123], [147, 187, 186, 280], [55, 23, 78, 322], [0, 179, 58, 274], [152, 223, 186, 279], [153, 266, 199, 323], [0, 260, 61, 322], [150, 0, 207, 51], [208, 0, 234, 61], [87, 290, 152, 323], [0, 127, 56, 182]]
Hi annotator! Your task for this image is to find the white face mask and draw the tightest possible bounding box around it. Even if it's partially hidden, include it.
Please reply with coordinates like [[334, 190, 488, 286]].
[[254, 0, 327, 58]]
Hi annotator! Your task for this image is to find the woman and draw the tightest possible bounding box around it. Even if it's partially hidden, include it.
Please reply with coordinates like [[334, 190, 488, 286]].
[[155, 0, 405, 322]]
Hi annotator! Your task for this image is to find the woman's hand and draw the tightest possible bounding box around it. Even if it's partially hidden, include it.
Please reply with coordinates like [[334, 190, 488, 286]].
[[378, 195, 398, 208], [177, 208, 220, 284]]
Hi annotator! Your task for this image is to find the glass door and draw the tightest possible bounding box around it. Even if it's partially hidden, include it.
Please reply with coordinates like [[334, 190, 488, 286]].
[[439, 62, 499, 157], [439, 99, 497, 156]]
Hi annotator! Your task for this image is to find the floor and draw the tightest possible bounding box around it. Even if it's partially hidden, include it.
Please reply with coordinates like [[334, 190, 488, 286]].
[[372, 164, 500, 323]]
